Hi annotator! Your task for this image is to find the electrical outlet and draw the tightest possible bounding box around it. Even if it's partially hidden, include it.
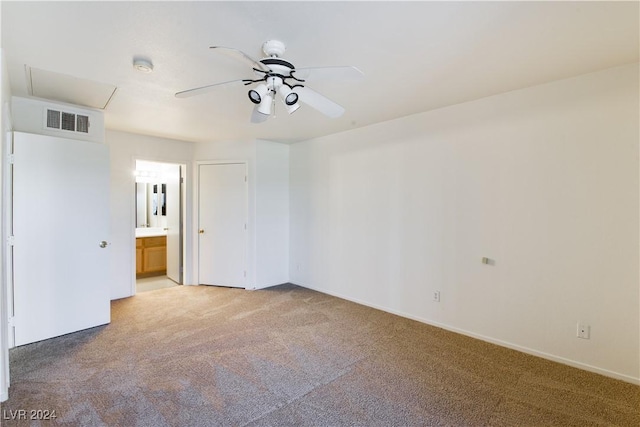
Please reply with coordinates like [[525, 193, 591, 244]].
[[433, 291, 440, 302], [577, 323, 590, 339]]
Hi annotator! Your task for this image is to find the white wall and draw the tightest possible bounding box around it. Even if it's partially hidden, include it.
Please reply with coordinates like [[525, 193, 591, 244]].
[[106, 130, 194, 299], [255, 140, 289, 288], [289, 63, 640, 383]]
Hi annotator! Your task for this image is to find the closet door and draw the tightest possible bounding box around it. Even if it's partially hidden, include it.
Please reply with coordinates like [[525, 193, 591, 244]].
[[197, 162, 247, 288], [13, 132, 110, 346]]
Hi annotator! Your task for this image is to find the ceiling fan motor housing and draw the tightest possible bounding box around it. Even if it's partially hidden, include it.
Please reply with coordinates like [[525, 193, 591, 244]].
[[254, 59, 301, 94], [233, 40, 306, 112], [259, 59, 296, 78]]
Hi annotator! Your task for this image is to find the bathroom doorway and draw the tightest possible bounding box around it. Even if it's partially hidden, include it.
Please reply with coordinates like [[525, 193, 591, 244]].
[[135, 160, 186, 293]]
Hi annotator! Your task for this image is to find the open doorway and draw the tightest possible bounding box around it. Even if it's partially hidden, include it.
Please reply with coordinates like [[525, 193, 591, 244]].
[[134, 160, 186, 293]]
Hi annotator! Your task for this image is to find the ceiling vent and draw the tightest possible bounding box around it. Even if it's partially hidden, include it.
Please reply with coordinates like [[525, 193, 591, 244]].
[[45, 108, 90, 133]]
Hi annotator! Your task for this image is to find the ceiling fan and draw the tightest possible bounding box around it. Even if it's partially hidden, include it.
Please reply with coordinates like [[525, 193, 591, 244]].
[[175, 40, 364, 123]]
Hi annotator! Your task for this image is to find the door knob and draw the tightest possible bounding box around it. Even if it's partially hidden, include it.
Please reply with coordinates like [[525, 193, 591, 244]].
[[199, 229, 205, 234], [99, 241, 109, 248]]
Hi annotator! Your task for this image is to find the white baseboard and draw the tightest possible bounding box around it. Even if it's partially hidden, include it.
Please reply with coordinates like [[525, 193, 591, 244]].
[[292, 282, 640, 386]]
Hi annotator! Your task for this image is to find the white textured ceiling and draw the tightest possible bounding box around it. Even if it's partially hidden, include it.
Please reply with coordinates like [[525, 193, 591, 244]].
[[2, 1, 638, 144]]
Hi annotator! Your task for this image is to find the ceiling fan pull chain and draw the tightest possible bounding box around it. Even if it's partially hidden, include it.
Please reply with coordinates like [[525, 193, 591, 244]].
[[271, 92, 277, 119]]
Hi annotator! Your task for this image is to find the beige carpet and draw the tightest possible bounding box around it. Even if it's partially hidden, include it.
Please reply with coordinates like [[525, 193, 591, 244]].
[[2, 284, 639, 426]]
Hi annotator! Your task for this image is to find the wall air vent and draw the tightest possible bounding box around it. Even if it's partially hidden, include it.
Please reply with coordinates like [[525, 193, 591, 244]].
[[13, 97, 104, 143], [45, 109, 89, 133], [46, 109, 60, 129], [76, 115, 89, 133], [61, 112, 75, 131]]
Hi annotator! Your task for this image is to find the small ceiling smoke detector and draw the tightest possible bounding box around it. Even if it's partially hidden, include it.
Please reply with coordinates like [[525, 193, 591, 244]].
[[133, 58, 153, 73]]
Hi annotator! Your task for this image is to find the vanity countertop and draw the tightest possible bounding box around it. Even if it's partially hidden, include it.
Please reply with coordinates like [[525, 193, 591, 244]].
[[135, 227, 167, 238]]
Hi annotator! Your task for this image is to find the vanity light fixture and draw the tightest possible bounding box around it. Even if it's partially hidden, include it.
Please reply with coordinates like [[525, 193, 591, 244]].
[[134, 170, 156, 178]]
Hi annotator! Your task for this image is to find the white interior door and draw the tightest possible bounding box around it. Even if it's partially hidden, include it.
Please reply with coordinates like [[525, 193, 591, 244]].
[[198, 163, 247, 287], [165, 164, 181, 283], [13, 132, 110, 346]]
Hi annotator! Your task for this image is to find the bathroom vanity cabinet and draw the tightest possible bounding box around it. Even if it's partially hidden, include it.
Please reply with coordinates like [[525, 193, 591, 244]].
[[136, 235, 167, 277]]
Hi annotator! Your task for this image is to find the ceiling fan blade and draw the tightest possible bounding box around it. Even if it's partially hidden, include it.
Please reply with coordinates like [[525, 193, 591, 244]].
[[291, 66, 364, 82], [210, 46, 270, 72], [295, 86, 345, 118], [175, 79, 245, 98], [250, 105, 270, 124]]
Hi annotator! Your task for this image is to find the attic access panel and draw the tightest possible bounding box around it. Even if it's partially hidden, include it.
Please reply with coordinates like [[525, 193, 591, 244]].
[[27, 66, 117, 110]]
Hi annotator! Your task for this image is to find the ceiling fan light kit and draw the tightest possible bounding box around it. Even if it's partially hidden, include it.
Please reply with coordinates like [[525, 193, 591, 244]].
[[285, 102, 300, 115], [256, 92, 273, 116], [175, 40, 364, 123], [248, 83, 269, 104], [278, 85, 298, 106]]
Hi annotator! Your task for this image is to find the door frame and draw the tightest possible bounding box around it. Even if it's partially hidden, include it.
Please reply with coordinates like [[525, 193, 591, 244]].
[[195, 160, 249, 287], [3, 132, 14, 352], [131, 158, 187, 294]]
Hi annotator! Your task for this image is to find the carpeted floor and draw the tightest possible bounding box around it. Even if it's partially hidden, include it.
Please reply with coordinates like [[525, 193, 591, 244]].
[[2, 284, 639, 426]]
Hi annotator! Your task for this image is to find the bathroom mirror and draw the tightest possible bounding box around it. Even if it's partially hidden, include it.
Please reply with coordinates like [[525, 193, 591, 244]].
[[136, 182, 167, 228]]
